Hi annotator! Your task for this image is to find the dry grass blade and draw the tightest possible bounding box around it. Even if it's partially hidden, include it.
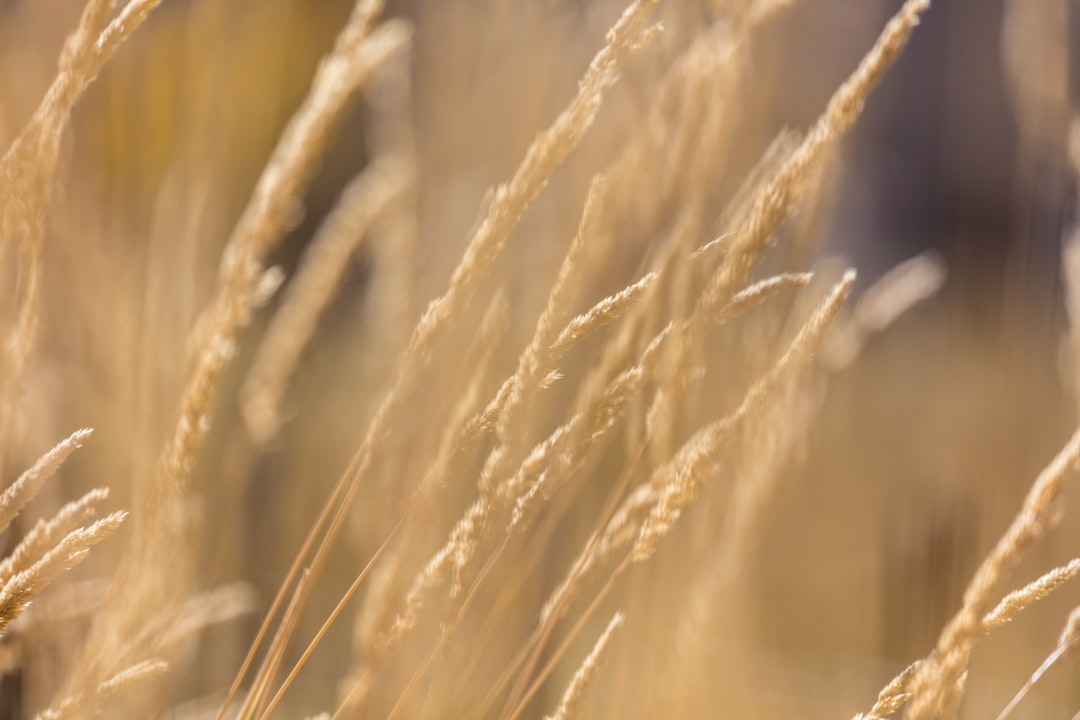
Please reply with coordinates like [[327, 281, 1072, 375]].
[[981, 559, 1080, 634], [0, 0, 115, 247], [477, 173, 614, 496], [633, 271, 855, 561], [551, 272, 660, 358], [467, 204, 618, 451], [538, 272, 832, 623], [239, 569, 311, 720], [701, 0, 930, 314], [994, 606, 1080, 720], [79, 4, 408, 710], [0, 488, 109, 587], [905, 426, 1080, 719], [860, 557, 1080, 720], [242, 159, 409, 444], [269, 5, 663, 709], [152, 11, 409, 510], [544, 612, 625, 720], [489, 446, 646, 720], [826, 251, 946, 369], [853, 660, 923, 720], [373, 0, 665, 468], [392, 323, 669, 639], [0, 510, 126, 634], [399, 0, 660, 374], [710, 272, 814, 324], [0, 428, 93, 535], [257, 518, 402, 720], [38, 658, 169, 720], [512, 275, 852, 719], [344, 291, 510, 697], [0, 0, 1001, 714], [373, 324, 666, 718], [502, 557, 629, 720], [0, 0, 163, 468]]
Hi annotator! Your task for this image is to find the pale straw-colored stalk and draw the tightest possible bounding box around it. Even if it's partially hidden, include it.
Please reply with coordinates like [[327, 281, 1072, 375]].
[[994, 605, 1080, 720]]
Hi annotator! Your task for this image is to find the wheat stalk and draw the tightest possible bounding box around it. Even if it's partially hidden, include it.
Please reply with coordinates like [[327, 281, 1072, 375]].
[[854, 660, 924, 720], [904, 426, 1080, 719], [0, 428, 93, 535], [74, 5, 409, 705], [981, 559, 1080, 634], [544, 612, 625, 720], [701, 0, 930, 315], [0, 510, 125, 635], [242, 158, 408, 444], [151, 8, 407, 513], [0, 488, 110, 588], [632, 271, 854, 561], [38, 658, 169, 720], [270, 5, 664, 713], [995, 605, 1080, 720], [858, 558, 1080, 719]]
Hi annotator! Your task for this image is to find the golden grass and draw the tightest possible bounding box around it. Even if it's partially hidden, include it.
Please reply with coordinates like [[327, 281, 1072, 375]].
[[0, 429, 93, 535], [900, 428, 1080, 718], [5, 0, 1080, 717], [242, 158, 408, 445], [543, 611, 624, 720]]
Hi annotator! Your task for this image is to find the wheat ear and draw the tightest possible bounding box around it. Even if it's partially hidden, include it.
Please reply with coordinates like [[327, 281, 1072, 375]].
[[37, 658, 169, 720], [904, 426, 1080, 718], [0, 428, 93, 535], [858, 558, 1080, 719], [544, 612, 625, 720], [0, 510, 125, 634], [701, 0, 930, 314], [0, 488, 110, 588], [81, 8, 408, 707], [826, 251, 945, 369], [391, 323, 670, 640], [151, 7, 407, 511], [267, 5, 662, 713], [981, 559, 1080, 634], [632, 272, 855, 561], [853, 660, 924, 720], [0, 0, 160, 472]]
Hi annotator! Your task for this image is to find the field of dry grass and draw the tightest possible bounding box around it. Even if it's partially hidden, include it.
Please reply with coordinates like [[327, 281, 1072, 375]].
[[0, 0, 1078, 717]]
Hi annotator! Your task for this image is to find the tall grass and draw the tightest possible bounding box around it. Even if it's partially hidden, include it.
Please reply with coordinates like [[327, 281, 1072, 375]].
[[0, 0, 1077, 717]]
